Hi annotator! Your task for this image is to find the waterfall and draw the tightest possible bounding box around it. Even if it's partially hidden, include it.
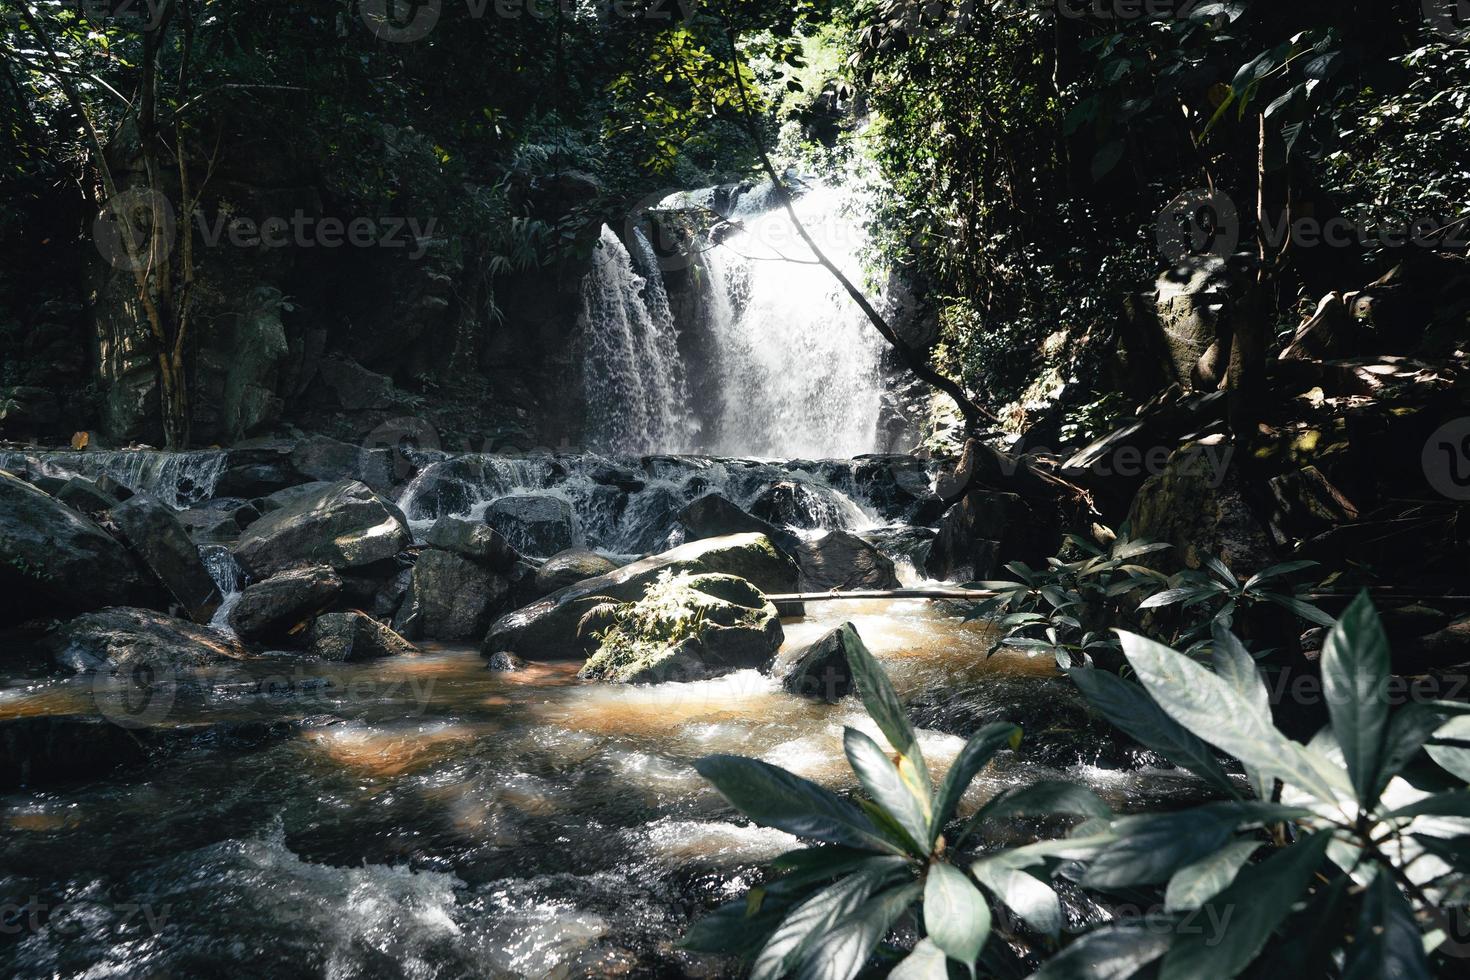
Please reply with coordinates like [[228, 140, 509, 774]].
[[579, 225, 695, 454], [695, 183, 888, 459]]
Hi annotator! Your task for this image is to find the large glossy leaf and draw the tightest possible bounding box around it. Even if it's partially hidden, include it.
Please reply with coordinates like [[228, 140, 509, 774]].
[[1376, 702, 1465, 801], [1083, 810, 1236, 889], [888, 938, 949, 980], [681, 894, 795, 955], [967, 781, 1112, 836], [750, 859, 909, 980], [1427, 715, 1470, 782], [1117, 631, 1351, 804], [1321, 592, 1391, 807], [970, 851, 1061, 937], [843, 630, 932, 805], [924, 863, 990, 972], [694, 755, 902, 854], [845, 727, 930, 855], [1028, 920, 1172, 979], [930, 722, 1021, 844], [795, 881, 923, 980], [1384, 790, 1470, 820], [1342, 872, 1432, 980], [1210, 625, 1273, 800], [1068, 666, 1237, 797], [1163, 839, 1259, 911], [1160, 830, 1333, 980]]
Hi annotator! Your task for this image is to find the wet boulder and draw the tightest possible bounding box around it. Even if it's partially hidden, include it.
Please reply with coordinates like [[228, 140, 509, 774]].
[[486, 493, 578, 558], [290, 435, 395, 493], [55, 476, 119, 519], [794, 531, 901, 593], [0, 470, 155, 625], [483, 533, 800, 660], [748, 481, 831, 530], [229, 565, 344, 644], [177, 498, 259, 543], [616, 485, 686, 554], [533, 549, 620, 597], [425, 516, 519, 571], [394, 549, 508, 641], [112, 493, 222, 623], [781, 622, 862, 702], [256, 480, 339, 513], [677, 493, 784, 543], [47, 607, 248, 674], [579, 573, 783, 684], [233, 480, 412, 579], [306, 612, 417, 661]]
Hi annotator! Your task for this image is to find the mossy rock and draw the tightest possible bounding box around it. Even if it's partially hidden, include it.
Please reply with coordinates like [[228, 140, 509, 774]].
[[578, 573, 783, 684]]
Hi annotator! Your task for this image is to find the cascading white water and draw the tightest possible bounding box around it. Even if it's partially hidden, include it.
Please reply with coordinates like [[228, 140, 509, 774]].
[[579, 225, 695, 455], [696, 184, 888, 459], [0, 448, 226, 508]]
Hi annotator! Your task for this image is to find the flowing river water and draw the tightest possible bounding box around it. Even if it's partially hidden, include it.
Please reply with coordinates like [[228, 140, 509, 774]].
[[1, 589, 1212, 977]]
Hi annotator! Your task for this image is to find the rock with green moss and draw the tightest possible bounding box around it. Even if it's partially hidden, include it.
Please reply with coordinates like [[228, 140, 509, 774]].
[[578, 573, 783, 684], [481, 533, 798, 659]]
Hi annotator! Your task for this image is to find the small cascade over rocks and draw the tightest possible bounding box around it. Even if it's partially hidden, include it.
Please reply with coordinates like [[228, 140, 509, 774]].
[[397, 450, 940, 561], [579, 225, 696, 455], [0, 447, 226, 508]]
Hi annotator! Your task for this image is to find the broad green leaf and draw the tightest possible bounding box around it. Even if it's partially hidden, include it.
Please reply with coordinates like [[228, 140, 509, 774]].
[[1139, 587, 1195, 609], [1160, 830, 1333, 980], [681, 894, 794, 954], [1342, 872, 1432, 980], [1117, 631, 1351, 804], [924, 863, 990, 971], [795, 881, 923, 980], [1164, 839, 1259, 910], [771, 846, 898, 889], [930, 722, 1021, 844], [1249, 874, 1353, 978], [1088, 802, 1306, 890], [1029, 920, 1172, 979], [750, 860, 909, 980], [960, 780, 1111, 847], [1427, 715, 1470, 782], [1376, 702, 1464, 799], [694, 755, 902, 854], [1321, 592, 1391, 806], [888, 938, 948, 980], [1068, 666, 1237, 797], [1384, 790, 1470, 820], [971, 852, 1061, 937], [1211, 624, 1273, 800], [845, 727, 930, 855], [843, 630, 932, 803]]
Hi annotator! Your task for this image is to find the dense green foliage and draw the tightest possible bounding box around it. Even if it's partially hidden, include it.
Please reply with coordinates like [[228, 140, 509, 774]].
[[690, 596, 1470, 978]]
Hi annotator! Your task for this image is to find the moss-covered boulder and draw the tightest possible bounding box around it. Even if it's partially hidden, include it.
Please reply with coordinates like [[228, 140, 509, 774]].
[[578, 573, 783, 684], [482, 533, 798, 660]]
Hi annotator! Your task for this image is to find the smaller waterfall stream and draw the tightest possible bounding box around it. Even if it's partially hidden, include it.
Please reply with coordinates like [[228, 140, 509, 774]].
[[579, 225, 695, 454]]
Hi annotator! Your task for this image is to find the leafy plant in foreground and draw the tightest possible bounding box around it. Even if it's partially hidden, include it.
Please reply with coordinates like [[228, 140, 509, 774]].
[[682, 630, 1110, 979], [1049, 594, 1470, 978]]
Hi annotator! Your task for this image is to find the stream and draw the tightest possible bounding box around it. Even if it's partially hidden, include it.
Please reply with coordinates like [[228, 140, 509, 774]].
[[1, 583, 1212, 978]]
